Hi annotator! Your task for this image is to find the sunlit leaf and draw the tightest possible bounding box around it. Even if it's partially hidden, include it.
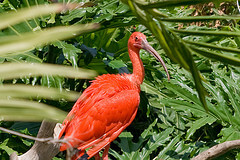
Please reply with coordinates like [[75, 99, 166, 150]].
[[0, 63, 97, 80], [0, 84, 79, 101], [0, 3, 78, 30], [0, 23, 99, 55], [0, 99, 67, 122]]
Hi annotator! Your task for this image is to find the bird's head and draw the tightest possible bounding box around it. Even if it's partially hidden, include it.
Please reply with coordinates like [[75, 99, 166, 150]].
[[128, 32, 147, 49], [128, 32, 170, 81]]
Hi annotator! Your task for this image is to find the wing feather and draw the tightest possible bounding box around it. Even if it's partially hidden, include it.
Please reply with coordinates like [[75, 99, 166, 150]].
[[60, 89, 140, 151], [59, 74, 140, 151]]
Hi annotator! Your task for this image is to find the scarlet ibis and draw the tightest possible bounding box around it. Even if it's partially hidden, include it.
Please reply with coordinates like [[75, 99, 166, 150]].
[[58, 32, 170, 160]]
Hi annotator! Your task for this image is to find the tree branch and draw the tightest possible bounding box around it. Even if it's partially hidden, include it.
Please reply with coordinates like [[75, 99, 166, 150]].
[[8, 120, 63, 160], [0, 125, 62, 143], [193, 140, 240, 160]]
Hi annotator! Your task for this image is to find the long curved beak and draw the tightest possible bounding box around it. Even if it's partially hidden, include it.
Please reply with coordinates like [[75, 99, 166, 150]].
[[142, 39, 170, 81]]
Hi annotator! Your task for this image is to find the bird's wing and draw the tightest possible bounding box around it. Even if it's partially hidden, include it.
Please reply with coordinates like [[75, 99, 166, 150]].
[[58, 97, 84, 140], [60, 89, 140, 152], [59, 74, 137, 140]]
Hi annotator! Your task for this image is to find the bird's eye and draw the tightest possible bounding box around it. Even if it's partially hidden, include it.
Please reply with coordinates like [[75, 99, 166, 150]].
[[135, 36, 138, 41]]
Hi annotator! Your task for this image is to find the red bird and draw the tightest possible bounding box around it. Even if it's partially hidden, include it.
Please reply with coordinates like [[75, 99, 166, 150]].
[[58, 32, 170, 160]]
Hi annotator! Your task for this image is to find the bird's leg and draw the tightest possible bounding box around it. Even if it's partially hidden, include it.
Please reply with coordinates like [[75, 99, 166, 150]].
[[94, 153, 100, 160], [102, 144, 110, 160]]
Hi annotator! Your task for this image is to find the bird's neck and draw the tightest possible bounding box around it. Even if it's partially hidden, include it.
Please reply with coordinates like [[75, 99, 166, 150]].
[[128, 45, 145, 85]]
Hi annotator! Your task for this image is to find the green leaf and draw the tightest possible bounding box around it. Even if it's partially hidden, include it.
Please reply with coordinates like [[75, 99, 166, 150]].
[[53, 41, 82, 68], [21, 138, 33, 147], [108, 60, 127, 69], [167, 29, 208, 111], [141, 81, 167, 98], [184, 40, 240, 55], [0, 3, 77, 30], [52, 158, 64, 160], [141, 118, 158, 139], [93, 13, 114, 23], [116, 131, 144, 158], [134, 0, 226, 9], [191, 46, 240, 66], [2, 52, 42, 63], [0, 84, 79, 101], [218, 126, 240, 143], [155, 135, 181, 159], [0, 99, 67, 122], [0, 139, 15, 155], [0, 63, 97, 80], [82, 28, 124, 53], [216, 77, 240, 118], [164, 82, 202, 107], [186, 116, 216, 140], [161, 98, 208, 117], [41, 75, 63, 89], [0, 23, 99, 55], [160, 16, 240, 22], [141, 128, 174, 159], [61, 8, 88, 23], [172, 29, 240, 37]]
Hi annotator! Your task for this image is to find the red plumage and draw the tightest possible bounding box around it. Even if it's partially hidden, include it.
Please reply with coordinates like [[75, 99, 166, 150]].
[[59, 32, 169, 160], [59, 74, 140, 155]]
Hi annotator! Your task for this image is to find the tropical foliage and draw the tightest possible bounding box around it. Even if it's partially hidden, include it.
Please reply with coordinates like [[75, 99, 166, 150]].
[[0, 0, 240, 159]]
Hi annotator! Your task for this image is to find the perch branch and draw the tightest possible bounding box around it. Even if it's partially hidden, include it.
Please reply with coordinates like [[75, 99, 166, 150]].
[[8, 120, 63, 160], [192, 140, 240, 160], [0, 126, 64, 143]]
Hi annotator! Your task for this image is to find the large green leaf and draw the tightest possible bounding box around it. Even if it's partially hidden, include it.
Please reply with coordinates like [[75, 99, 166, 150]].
[[0, 3, 77, 30], [0, 23, 99, 55], [184, 40, 240, 55], [133, 0, 232, 9], [161, 98, 208, 117], [172, 29, 240, 37], [160, 16, 240, 22], [0, 84, 79, 101], [0, 99, 67, 121], [0, 63, 97, 80]]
